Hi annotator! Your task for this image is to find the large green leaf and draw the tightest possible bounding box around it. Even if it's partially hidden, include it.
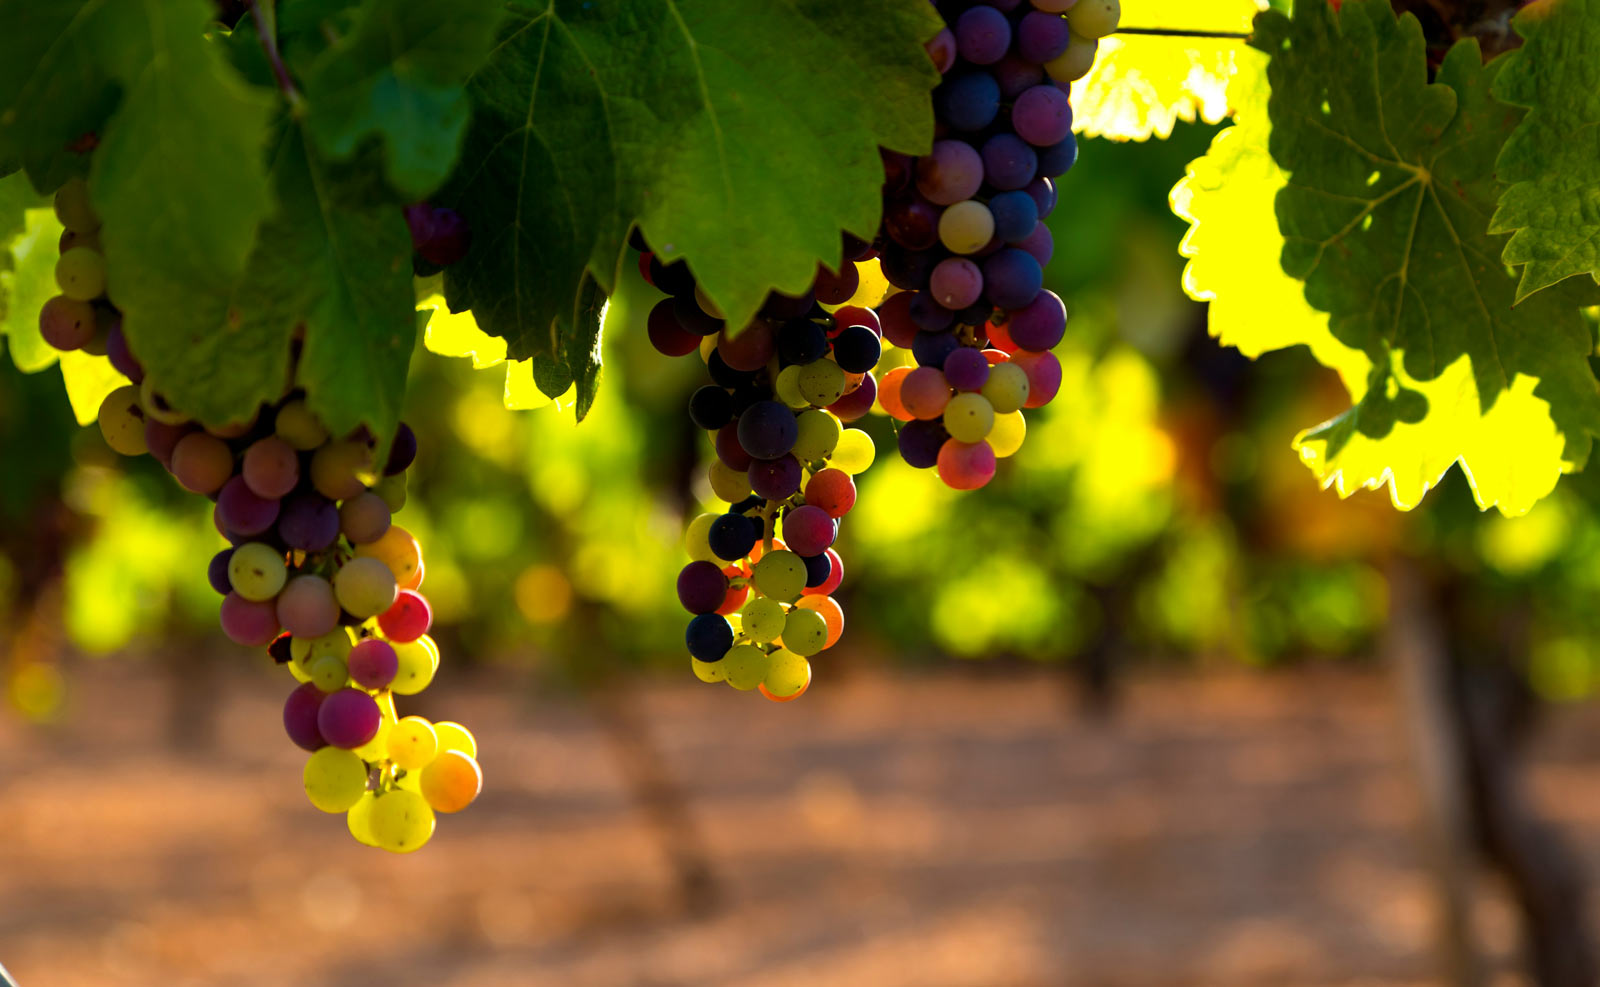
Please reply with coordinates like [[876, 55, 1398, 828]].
[[1489, 0, 1600, 301], [441, 0, 943, 361], [0, 0, 120, 189], [296, 0, 507, 200]]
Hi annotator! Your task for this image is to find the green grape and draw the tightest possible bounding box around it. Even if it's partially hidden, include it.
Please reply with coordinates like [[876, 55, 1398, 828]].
[[792, 410, 842, 463], [1046, 32, 1099, 84], [708, 460, 752, 502], [347, 791, 380, 846], [287, 658, 312, 684], [990, 411, 1026, 458], [388, 716, 438, 771], [740, 598, 787, 643], [753, 550, 806, 602], [53, 177, 100, 233], [683, 513, 718, 563], [763, 648, 810, 698], [831, 428, 875, 475], [274, 399, 329, 451], [55, 246, 106, 301], [333, 556, 398, 618], [391, 637, 437, 695], [374, 473, 408, 512], [691, 656, 727, 683], [774, 365, 809, 409], [721, 644, 771, 691], [781, 608, 828, 657], [433, 720, 477, 758], [291, 629, 353, 669], [369, 789, 434, 853], [980, 362, 1030, 414], [938, 200, 995, 255], [1065, 0, 1120, 40], [310, 439, 375, 500], [97, 385, 147, 456], [228, 542, 287, 602], [304, 747, 368, 813], [352, 707, 395, 763], [309, 654, 349, 691], [943, 393, 995, 443], [797, 359, 846, 407], [139, 378, 190, 425]]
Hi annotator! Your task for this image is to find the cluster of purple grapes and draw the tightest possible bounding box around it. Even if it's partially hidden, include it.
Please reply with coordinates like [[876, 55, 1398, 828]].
[[40, 177, 481, 852], [644, 235, 873, 701], [870, 0, 1119, 489]]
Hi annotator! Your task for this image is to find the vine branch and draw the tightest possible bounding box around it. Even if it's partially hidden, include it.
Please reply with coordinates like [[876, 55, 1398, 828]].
[[250, 0, 302, 109]]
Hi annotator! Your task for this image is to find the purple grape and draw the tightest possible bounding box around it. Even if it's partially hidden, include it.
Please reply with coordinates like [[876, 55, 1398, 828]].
[[992, 55, 1045, 99], [778, 321, 830, 367], [216, 476, 279, 537], [675, 295, 724, 335], [913, 330, 963, 368], [677, 561, 729, 615], [982, 248, 1045, 309], [144, 420, 190, 470], [105, 322, 143, 383], [898, 419, 950, 469], [278, 492, 340, 552], [828, 372, 877, 422], [981, 134, 1038, 191], [1017, 11, 1073, 63], [782, 505, 837, 557], [716, 424, 752, 470], [419, 207, 470, 267], [208, 549, 235, 596], [1007, 290, 1067, 350], [1014, 85, 1074, 147], [1037, 134, 1078, 178], [737, 401, 798, 460], [832, 325, 882, 374], [916, 140, 984, 206], [930, 257, 985, 310], [760, 289, 815, 320], [955, 5, 1012, 65], [1017, 220, 1054, 267], [1024, 177, 1057, 219], [384, 423, 416, 475], [748, 455, 803, 500], [348, 639, 399, 690], [317, 688, 381, 749], [283, 682, 328, 752], [936, 72, 1001, 132], [944, 348, 992, 392], [989, 190, 1040, 243], [909, 291, 955, 332], [884, 195, 942, 251]]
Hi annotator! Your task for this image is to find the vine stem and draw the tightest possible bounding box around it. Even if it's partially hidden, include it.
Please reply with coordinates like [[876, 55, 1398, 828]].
[[1114, 26, 1253, 39], [251, 0, 303, 109]]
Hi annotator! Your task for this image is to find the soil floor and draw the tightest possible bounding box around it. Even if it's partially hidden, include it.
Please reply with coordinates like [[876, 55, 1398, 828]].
[[2, 659, 1598, 987]]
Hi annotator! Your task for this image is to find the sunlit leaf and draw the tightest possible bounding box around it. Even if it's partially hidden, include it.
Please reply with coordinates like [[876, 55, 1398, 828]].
[[1072, 0, 1266, 141]]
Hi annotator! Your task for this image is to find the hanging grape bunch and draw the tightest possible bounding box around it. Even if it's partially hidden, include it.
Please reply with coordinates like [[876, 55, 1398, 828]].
[[44, 177, 483, 853], [643, 234, 880, 701], [873, 0, 1119, 488]]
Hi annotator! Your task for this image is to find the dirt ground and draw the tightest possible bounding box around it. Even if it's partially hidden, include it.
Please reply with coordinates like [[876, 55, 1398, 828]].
[[2, 658, 1597, 987]]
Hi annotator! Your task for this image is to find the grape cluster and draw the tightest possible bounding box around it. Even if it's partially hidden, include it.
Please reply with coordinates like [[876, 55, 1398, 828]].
[[871, 0, 1119, 489], [643, 237, 876, 701], [41, 178, 481, 853]]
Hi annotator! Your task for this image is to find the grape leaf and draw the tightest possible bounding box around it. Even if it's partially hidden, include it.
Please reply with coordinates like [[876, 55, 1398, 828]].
[[296, 0, 507, 200], [0, 0, 119, 190], [1073, 0, 1267, 141], [1, 205, 65, 373], [440, 0, 943, 362], [1488, 0, 1600, 301], [1177, 1, 1600, 514]]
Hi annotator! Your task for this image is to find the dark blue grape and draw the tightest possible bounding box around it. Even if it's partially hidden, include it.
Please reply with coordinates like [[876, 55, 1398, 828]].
[[1037, 134, 1078, 179], [673, 295, 724, 336], [982, 248, 1044, 309], [802, 552, 833, 588], [912, 330, 962, 368], [779, 320, 830, 366], [707, 350, 753, 389], [208, 548, 234, 595], [737, 401, 799, 460], [880, 243, 941, 291], [1024, 177, 1057, 220], [988, 190, 1039, 243], [936, 72, 1001, 132], [898, 419, 950, 469], [832, 325, 882, 374], [384, 422, 417, 475], [981, 133, 1038, 191], [908, 291, 955, 332], [688, 386, 734, 430], [708, 513, 759, 561], [686, 614, 734, 661]]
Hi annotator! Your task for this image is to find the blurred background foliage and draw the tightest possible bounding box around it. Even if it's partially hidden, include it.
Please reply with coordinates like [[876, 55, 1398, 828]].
[[4, 117, 1596, 721]]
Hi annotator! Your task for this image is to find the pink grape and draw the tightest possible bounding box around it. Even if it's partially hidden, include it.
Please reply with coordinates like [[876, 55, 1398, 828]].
[[783, 505, 837, 557], [348, 639, 399, 690], [937, 439, 997, 490], [221, 592, 280, 647], [277, 574, 340, 639]]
